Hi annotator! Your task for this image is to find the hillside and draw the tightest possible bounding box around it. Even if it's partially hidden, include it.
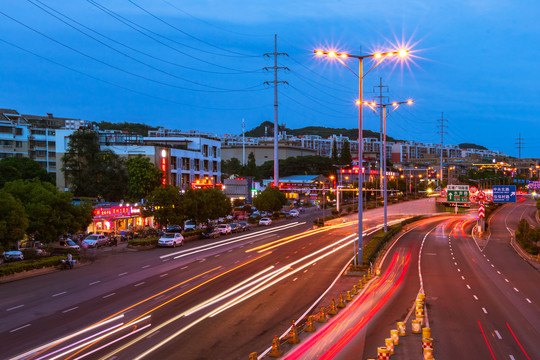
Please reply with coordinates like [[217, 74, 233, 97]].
[[245, 121, 396, 141], [458, 143, 488, 150]]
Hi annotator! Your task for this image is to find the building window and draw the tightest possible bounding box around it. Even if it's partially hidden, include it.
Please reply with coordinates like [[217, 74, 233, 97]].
[[182, 157, 190, 170], [203, 160, 209, 172], [212, 146, 217, 158], [203, 144, 208, 157], [194, 159, 200, 171], [212, 161, 218, 172], [170, 156, 177, 170]]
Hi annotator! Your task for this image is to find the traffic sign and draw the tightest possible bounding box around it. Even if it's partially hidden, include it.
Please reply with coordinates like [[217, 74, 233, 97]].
[[493, 185, 516, 203], [529, 181, 540, 189], [486, 195, 493, 202], [478, 204, 485, 218], [477, 191, 485, 200], [470, 186, 478, 193], [469, 194, 477, 202], [447, 185, 470, 203], [440, 190, 446, 197]]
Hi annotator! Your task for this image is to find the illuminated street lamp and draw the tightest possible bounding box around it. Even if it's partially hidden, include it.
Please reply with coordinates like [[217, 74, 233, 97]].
[[360, 99, 413, 232], [314, 47, 408, 266]]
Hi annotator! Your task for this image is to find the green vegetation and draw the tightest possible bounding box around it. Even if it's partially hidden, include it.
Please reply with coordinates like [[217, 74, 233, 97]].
[[127, 155, 162, 201], [143, 185, 184, 230], [458, 143, 488, 150], [127, 237, 158, 247], [252, 187, 287, 213], [0, 256, 78, 277], [0, 157, 54, 187], [93, 121, 158, 136], [515, 219, 540, 256]]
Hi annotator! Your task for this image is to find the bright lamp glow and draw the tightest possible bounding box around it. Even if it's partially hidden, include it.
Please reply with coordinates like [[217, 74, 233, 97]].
[[407, 100, 413, 104], [316, 50, 324, 56], [374, 53, 382, 58], [328, 51, 336, 58], [392, 102, 398, 106], [398, 49, 408, 57], [386, 52, 394, 56], [340, 53, 348, 58]]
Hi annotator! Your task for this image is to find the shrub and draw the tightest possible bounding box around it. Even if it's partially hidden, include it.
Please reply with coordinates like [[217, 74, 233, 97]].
[[183, 229, 204, 238], [0, 255, 79, 277], [128, 237, 158, 247], [331, 209, 339, 215]]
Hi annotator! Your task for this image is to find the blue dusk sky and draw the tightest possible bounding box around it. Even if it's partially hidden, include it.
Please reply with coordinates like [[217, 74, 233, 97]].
[[0, 0, 538, 158]]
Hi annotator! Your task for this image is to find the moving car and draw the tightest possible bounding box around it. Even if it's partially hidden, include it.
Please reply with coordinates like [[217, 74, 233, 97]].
[[258, 217, 272, 226], [158, 233, 184, 247], [217, 224, 232, 235], [82, 234, 108, 248], [229, 223, 242, 233], [201, 227, 221, 239], [289, 210, 299, 218]]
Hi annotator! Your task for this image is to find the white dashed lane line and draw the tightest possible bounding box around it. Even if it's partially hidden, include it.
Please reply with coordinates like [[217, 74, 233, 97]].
[[513, 288, 519, 292], [505, 279, 509, 283], [482, 307, 488, 314], [466, 285, 471, 289], [160, 273, 168, 277], [142, 265, 151, 269], [103, 293, 116, 299], [89, 281, 100, 286], [181, 266, 188, 270], [118, 272, 128, 277], [52, 291, 67, 297], [526, 298, 532, 303], [461, 276, 465, 280], [494, 330, 502, 339], [497, 271, 501, 274], [10, 324, 30, 333], [62, 307, 78, 313], [473, 295, 478, 300], [134, 282, 145, 287], [6, 305, 24, 311]]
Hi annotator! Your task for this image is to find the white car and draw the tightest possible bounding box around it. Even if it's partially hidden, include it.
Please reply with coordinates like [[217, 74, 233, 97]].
[[259, 217, 272, 226], [289, 210, 299, 217], [3, 250, 24, 262], [158, 233, 184, 247], [82, 234, 108, 248], [217, 224, 232, 235]]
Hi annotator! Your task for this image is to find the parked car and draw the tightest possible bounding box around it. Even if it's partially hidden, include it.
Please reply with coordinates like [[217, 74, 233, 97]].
[[217, 224, 232, 235], [4, 250, 24, 262], [201, 227, 221, 239], [158, 233, 184, 247], [259, 217, 272, 226], [229, 223, 242, 233], [52, 239, 80, 252], [82, 234, 108, 248], [184, 220, 197, 231], [238, 221, 250, 231], [166, 225, 183, 233]]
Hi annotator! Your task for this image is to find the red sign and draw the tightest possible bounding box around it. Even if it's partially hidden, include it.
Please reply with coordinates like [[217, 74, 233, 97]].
[[440, 190, 446, 197], [469, 194, 477, 202], [93, 206, 132, 218], [477, 191, 485, 200], [485, 195, 493, 202], [478, 204, 485, 218], [470, 186, 478, 193], [161, 156, 167, 186]]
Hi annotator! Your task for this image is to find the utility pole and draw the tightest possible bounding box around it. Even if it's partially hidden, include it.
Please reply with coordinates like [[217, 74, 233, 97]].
[[437, 113, 448, 186], [373, 78, 389, 204], [242, 118, 246, 166], [515, 134, 524, 174], [264, 34, 288, 188]]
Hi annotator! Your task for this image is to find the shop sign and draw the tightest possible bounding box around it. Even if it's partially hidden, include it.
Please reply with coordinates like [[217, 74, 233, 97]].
[[94, 206, 132, 218]]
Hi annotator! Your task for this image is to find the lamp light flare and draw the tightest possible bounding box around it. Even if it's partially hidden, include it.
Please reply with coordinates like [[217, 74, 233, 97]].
[[328, 51, 336, 58], [316, 50, 324, 56], [371, 102, 376, 106], [340, 53, 348, 58], [392, 102, 398, 106], [407, 100, 413, 104], [386, 52, 394, 56], [374, 53, 382, 59], [398, 49, 408, 57]]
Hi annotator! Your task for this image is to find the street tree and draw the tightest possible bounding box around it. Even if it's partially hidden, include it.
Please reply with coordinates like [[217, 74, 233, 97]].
[[143, 185, 184, 230], [331, 139, 338, 163], [62, 130, 127, 201], [127, 155, 162, 202], [0, 157, 54, 187], [242, 152, 258, 177], [183, 188, 231, 225], [2, 180, 92, 243], [339, 140, 352, 165], [221, 158, 243, 176], [0, 191, 28, 251], [253, 187, 287, 213]]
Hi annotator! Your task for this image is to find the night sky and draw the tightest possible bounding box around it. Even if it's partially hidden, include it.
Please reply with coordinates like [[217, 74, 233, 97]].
[[1, 0, 538, 158]]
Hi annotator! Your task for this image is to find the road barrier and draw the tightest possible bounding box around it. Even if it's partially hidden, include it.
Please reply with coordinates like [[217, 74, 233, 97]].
[[423, 347, 434, 359], [268, 336, 282, 357], [412, 319, 421, 333], [288, 321, 299, 344], [422, 327, 431, 339], [249, 352, 258, 360], [328, 297, 337, 315], [317, 306, 327, 323], [385, 338, 395, 355], [377, 346, 390, 359], [337, 293, 346, 308], [390, 329, 399, 345], [422, 337, 433, 350], [305, 316, 316, 332], [352, 284, 358, 295], [397, 321, 406, 336], [376, 267, 381, 276], [345, 290, 352, 302]]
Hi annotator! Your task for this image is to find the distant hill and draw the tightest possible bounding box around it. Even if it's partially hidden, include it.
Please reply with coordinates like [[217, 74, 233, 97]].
[[93, 121, 158, 136], [245, 121, 396, 142], [459, 143, 488, 150]]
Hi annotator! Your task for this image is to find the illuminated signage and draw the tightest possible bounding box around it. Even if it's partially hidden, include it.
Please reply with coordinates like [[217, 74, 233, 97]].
[[93, 206, 142, 218], [161, 150, 167, 186], [191, 178, 223, 190]]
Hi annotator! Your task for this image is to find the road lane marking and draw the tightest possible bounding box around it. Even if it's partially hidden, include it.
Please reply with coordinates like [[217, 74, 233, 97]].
[[526, 298, 531, 303], [154, 295, 165, 301], [142, 265, 151, 269], [293, 278, 298, 282], [482, 307, 488, 314], [509, 355, 515, 360], [134, 282, 145, 287], [147, 331, 160, 339], [473, 295, 478, 300], [228, 250, 233, 252], [9, 324, 30, 333], [457, 268, 461, 272], [199, 259, 206, 263], [505, 278, 509, 282], [497, 271, 501, 274], [461, 276, 465, 280], [487, 259, 490, 262], [513, 287, 519, 292], [181, 266, 188, 270], [303, 269, 308, 273], [454, 262, 457, 265], [160, 273, 168, 277], [467, 285, 471, 289], [103, 293, 116, 298], [163, 259, 170, 262], [215, 254, 220, 257], [89, 281, 101, 286], [495, 330, 502, 339], [62, 307, 78, 313], [491, 264, 495, 267], [52, 291, 67, 297], [6, 305, 24, 311], [118, 272, 128, 277]]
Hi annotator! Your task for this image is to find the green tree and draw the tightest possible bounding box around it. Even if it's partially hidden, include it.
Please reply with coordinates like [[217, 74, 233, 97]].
[[143, 185, 184, 229], [3, 180, 92, 243], [127, 155, 162, 201], [331, 139, 338, 163], [221, 157, 243, 176], [0, 157, 54, 187], [242, 152, 258, 177], [253, 187, 287, 212], [0, 191, 28, 251], [339, 140, 352, 165], [183, 188, 231, 225], [62, 130, 127, 201]]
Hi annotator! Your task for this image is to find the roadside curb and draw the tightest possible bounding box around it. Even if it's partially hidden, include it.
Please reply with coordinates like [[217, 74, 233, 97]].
[[0, 260, 92, 284]]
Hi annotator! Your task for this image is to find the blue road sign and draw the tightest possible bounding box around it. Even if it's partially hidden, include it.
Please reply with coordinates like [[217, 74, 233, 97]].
[[493, 185, 516, 203]]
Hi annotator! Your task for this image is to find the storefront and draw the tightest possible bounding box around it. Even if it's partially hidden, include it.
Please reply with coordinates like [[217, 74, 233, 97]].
[[88, 205, 153, 235]]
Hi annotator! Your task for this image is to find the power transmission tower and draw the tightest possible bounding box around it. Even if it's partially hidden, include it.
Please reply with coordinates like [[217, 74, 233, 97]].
[[515, 133, 524, 174], [373, 78, 389, 202], [264, 34, 289, 187], [437, 113, 448, 185]]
